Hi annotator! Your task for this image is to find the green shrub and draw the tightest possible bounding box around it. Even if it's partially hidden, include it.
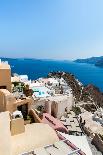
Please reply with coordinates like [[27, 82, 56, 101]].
[[72, 106, 81, 115]]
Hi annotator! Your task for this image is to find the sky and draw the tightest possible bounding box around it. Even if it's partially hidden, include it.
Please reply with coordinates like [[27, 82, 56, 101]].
[[0, 0, 103, 60]]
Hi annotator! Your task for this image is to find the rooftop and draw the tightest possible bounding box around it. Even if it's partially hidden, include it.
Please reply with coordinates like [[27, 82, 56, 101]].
[[0, 59, 10, 69], [0, 111, 59, 155], [12, 123, 59, 155], [60, 112, 83, 135], [47, 94, 71, 102], [20, 140, 82, 155], [0, 89, 11, 96]]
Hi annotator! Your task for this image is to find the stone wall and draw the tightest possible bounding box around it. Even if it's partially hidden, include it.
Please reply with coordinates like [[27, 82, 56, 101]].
[[83, 126, 94, 138], [92, 134, 103, 153]]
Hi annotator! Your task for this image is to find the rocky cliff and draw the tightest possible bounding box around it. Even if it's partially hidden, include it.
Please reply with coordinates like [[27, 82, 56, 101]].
[[95, 58, 103, 67], [82, 84, 103, 108]]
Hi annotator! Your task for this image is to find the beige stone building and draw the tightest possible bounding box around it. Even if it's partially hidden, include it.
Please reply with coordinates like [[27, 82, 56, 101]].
[[0, 89, 33, 116], [0, 111, 59, 155], [45, 94, 74, 118], [0, 60, 11, 92], [0, 60, 35, 123], [0, 111, 87, 155]]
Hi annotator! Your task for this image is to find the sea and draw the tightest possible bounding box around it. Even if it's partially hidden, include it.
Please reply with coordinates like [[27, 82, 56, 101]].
[[6, 59, 103, 92]]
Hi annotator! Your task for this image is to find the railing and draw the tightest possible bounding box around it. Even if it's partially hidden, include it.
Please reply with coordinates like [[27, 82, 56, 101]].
[[19, 139, 82, 155]]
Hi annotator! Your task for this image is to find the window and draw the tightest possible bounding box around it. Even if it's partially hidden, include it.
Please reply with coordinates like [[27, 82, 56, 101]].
[[0, 86, 6, 89]]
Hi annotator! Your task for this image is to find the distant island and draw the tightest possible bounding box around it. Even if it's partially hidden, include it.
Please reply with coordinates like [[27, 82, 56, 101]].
[[74, 56, 103, 67]]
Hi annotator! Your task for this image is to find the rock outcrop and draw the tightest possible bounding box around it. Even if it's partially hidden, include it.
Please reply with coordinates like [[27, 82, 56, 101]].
[[82, 84, 103, 108]]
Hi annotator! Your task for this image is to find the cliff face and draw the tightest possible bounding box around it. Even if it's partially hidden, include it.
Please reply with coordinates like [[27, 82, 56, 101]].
[[48, 72, 103, 108], [82, 84, 103, 108], [74, 57, 102, 64], [95, 58, 103, 67], [74, 56, 103, 67]]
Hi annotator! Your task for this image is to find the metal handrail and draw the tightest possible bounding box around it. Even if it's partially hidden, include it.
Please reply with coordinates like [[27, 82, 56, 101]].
[[19, 139, 81, 155]]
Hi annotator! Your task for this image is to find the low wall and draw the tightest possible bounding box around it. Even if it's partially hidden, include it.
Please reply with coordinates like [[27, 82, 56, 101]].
[[29, 109, 42, 123], [92, 134, 103, 153], [83, 126, 94, 138]]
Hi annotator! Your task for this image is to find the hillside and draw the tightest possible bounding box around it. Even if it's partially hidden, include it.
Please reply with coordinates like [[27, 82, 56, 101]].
[[95, 58, 103, 67], [74, 56, 103, 67]]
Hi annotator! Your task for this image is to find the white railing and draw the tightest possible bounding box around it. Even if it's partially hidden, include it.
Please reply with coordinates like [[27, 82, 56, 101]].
[[19, 139, 81, 155]]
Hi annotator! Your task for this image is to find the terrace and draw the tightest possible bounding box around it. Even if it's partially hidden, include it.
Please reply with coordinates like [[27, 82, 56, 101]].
[[20, 140, 83, 155], [60, 111, 83, 136]]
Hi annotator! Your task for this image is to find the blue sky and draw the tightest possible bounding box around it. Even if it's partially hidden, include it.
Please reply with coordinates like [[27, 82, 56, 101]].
[[0, 0, 103, 60]]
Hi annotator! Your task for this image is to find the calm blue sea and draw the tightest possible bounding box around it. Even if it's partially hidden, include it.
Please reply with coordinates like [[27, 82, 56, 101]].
[[7, 59, 103, 92]]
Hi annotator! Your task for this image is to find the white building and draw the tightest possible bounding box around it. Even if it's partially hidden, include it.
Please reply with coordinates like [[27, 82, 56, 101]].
[[11, 76, 20, 83], [45, 94, 74, 118], [31, 86, 52, 98], [19, 75, 28, 83], [48, 78, 60, 87], [30, 81, 44, 87]]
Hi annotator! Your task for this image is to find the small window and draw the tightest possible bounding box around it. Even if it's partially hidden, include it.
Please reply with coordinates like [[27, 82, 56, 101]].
[[0, 86, 7, 89]]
